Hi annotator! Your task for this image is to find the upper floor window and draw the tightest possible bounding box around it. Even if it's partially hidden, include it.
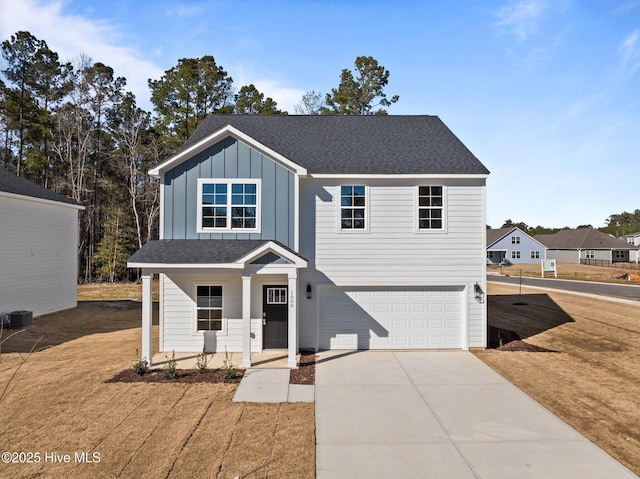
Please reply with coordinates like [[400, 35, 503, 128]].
[[418, 186, 443, 230], [198, 179, 260, 232], [531, 250, 540, 259], [511, 236, 520, 244], [340, 185, 366, 230]]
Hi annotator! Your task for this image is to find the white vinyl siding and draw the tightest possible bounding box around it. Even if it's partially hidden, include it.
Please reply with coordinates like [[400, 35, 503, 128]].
[[0, 195, 79, 317], [299, 178, 486, 348], [160, 272, 289, 353]]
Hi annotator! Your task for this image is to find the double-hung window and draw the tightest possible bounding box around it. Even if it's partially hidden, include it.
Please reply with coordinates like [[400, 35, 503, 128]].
[[198, 179, 260, 232], [340, 185, 366, 230], [418, 186, 444, 230], [196, 285, 223, 331]]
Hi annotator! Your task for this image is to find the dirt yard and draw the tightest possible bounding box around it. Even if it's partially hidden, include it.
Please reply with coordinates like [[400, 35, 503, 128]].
[[0, 297, 314, 479], [488, 261, 638, 284], [475, 282, 640, 476]]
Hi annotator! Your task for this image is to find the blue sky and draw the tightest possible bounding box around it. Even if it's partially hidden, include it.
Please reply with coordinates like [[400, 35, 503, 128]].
[[1, 0, 638, 228]]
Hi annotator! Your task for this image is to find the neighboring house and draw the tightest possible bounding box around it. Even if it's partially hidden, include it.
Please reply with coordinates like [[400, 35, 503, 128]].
[[486, 227, 546, 264], [623, 232, 640, 247], [0, 168, 83, 317], [128, 115, 490, 367], [535, 228, 638, 264]]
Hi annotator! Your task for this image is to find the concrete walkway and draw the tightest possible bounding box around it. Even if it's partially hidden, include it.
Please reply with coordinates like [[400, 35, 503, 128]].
[[232, 368, 314, 403], [315, 351, 638, 479]]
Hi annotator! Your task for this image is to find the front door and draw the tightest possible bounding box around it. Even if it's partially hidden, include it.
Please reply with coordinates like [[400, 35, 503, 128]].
[[263, 285, 288, 349]]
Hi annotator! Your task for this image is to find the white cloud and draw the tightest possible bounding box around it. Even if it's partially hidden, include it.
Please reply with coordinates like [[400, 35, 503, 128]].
[[252, 79, 305, 113], [620, 29, 640, 74], [495, 0, 549, 40], [230, 64, 305, 113], [0, 0, 163, 110], [165, 4, 208, 18]]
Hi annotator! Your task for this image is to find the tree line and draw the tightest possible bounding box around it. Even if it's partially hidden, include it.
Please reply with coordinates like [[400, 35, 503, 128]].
[[495, 211, 640, 238], [0, 31, 399, 282]]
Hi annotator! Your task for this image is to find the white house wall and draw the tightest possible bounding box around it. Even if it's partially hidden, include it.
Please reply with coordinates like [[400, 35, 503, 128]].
[[298, 178, 487, 349], [161, 271, 285, 353], [0, 195, 78, 317]]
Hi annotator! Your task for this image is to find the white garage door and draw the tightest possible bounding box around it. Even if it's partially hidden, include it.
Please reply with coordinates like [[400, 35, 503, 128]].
[[319, 287, 463, 350]]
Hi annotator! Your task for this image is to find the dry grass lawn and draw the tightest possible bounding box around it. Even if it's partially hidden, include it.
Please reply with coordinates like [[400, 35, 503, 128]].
[[0, 297, 314, 479], [475, 283, 640, 476], [488, 261, 639, 284]]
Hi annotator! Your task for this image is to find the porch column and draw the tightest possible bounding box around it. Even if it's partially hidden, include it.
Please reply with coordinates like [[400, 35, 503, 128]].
[[287, 271, 298, 368], [241, 274, 252, 368], [141, 270, 153, 366]]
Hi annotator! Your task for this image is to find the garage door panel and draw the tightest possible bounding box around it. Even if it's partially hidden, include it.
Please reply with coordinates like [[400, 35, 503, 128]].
[[319, 286, 463, 350]]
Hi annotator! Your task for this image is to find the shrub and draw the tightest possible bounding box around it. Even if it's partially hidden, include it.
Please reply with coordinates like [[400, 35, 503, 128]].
[[163, 351, 177, 380], [222, 347, 237, 379], [132, 349, 149, 376], [195, 347, 209, 374]]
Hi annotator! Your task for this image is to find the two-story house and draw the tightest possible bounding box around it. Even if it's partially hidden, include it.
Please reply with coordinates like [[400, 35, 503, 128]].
[[128, 115, 490, 368], [486, 227, 547, 264]]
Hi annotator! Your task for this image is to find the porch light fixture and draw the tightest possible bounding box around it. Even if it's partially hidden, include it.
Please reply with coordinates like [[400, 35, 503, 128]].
[[306, 283, 312, 299], [474, 283, 484, 303]]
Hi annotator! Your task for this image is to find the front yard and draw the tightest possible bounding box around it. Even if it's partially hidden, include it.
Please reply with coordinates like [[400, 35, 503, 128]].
[[476, 282, 640, 476], [0, 300, 314, 479], [2, 281, 639, 477]]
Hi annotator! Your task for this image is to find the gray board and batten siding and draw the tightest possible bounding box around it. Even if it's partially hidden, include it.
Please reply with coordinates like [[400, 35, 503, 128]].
[[163, 136, 295, 248]]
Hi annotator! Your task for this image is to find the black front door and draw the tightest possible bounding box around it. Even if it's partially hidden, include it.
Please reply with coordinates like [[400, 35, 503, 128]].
[[263, 285, 288, 349]]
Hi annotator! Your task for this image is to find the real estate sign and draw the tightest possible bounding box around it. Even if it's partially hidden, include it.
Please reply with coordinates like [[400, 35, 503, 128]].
[[541, 259, 557, 278]]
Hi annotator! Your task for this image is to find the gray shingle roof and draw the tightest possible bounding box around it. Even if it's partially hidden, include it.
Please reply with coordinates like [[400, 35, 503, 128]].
[[534, 229, 634, 250], [128, 239, 306, 265], [0, 168, 80, 206], [176, 115, 489, 175], [486, 227, 517, 246]]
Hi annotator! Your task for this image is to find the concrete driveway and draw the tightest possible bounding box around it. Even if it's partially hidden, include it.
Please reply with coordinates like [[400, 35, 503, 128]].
[[315, 351, 638, 479]]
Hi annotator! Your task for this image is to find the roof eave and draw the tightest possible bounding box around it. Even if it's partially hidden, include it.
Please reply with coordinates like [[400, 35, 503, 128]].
[[0, 190, 84, 210], [307, 173, 490, 179]]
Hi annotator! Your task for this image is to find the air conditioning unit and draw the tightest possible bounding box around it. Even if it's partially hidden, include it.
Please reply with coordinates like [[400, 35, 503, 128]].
[[9, 310, 32, 329]]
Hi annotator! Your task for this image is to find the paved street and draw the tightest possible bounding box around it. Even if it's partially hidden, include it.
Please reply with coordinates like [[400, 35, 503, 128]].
[[488, 274, 640, 301]]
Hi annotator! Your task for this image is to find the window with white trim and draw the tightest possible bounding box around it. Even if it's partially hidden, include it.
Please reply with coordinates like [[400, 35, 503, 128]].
[[512, 236, 521, 244], [531, 250, 540, 259], [585, 250, 595, 259], [196, 285, 223, 331], [340, 185, 366, 230], [418, 186, 443, 230], [198, 179, 260, 232], [511, 250, 521, 259], [266, 287, 287, 304]]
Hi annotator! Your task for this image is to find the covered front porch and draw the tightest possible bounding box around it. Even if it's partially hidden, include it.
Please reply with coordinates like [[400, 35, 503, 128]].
[[128, 239, 308, 369]]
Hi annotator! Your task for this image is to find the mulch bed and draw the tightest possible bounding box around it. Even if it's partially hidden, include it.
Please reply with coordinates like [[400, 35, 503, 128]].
[[108, 350, 317, 385], [106, 368, 244, 384], [289, 350, 316, 385], [488, 325, 558, 352]]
